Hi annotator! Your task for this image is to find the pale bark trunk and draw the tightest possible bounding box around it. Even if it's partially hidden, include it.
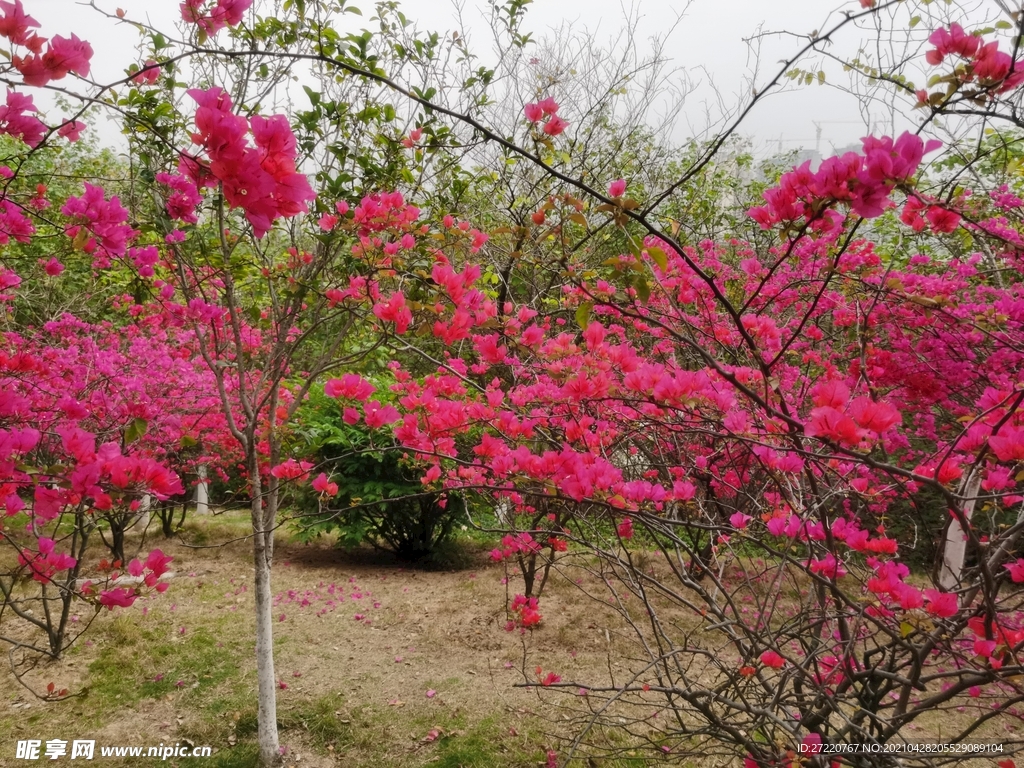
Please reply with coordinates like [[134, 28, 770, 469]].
[[249, 456, 279, 766], [138, 494, 151, 529], [939, 471, 982, 590], [195, 464, 209, 515]]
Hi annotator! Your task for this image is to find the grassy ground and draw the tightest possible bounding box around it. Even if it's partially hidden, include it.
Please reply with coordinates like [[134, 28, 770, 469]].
[[4, 512, 1010, 768], [0, 511, 661, 768]]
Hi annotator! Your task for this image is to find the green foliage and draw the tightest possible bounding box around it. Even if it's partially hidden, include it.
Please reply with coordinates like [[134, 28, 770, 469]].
[[291, 387, 466, 561]]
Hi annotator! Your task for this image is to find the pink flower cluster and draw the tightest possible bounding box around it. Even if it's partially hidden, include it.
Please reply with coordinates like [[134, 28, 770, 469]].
[[899, 195, 961, 233], [924, 23, 1024, 93], [61, 183, 137, 266], [185, 87, 315, 238], [270, 458, 313, 481], [132, 60, 161, 86], [490, 532, 543, 562], [13, 34, 91, 87], [0, 89, 45, 147], [523, 98, 568, 137], [803, 380, 901, 445], [156, 172, 203, 224], [2, 0, 92, 89], [373, 292, 413, 335], [324, 373, 375, 401], [0, 188, 37, 244], [311, 472, 339, 497], [351, 191, 419, 235], [748, 132, 942, 228], [18, 537, 76, 584], [180, 0, 253, 36], [506, 594, 542, 631], [95, 550, 173, 609]]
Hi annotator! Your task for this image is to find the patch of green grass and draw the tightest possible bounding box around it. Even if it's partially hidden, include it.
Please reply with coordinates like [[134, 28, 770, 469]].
[[278, 693, 352, 750], [178, 510, 253, 546], [430, 715, 531, 767], [84, 612, 245, 720], [204, 742, 259, 768]]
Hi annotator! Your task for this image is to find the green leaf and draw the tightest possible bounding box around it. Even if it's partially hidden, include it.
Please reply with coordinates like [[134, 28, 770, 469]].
[[575, 302, 593, 329], [633, 277, 651, 303], [125, 418, 148, 444], [647, 246, 668, 272]]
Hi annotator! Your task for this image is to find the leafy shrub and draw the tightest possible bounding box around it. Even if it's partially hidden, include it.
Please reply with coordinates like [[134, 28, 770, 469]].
[[291, 387, 466, 562]]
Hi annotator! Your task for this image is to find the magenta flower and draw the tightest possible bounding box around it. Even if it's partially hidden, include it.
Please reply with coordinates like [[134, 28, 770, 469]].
[[542, 115, 568, 137]]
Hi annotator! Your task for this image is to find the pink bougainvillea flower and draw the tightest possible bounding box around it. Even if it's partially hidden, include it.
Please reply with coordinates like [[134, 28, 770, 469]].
[[729, 512, 751, 529], [0, 0, 39, 45], [41, 257, 64, 276], [58, 121, 85, 142], [848, 397, 901, 434], [1004, 559, 1024, 583], [270, 458, 312, 481], [324, 373, 375, 401], [542, 115, 568, 137], [0, 89, 46, 147], [524, 102, 543, 123], [990, 426, 1024, 462], [923, 589, 958, 618], [372, 292, 412, 334], [312, 472, 339, 497], [537, 97, 559, 115], [132, 60, 160, 85], [926, 206, 961, 233], [43, 34, 93, 79], [99, 587, 137, 610], [363, 401, 400, 429], [402, 127, 423, 148]]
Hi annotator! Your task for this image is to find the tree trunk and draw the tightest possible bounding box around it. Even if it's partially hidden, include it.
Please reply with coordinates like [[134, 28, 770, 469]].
[[249, 455, 280, 766], [110, 520, 126, 565], [195, 464, 209, 515], [939, 470, 982, 590], [138, 494, 151, 529]]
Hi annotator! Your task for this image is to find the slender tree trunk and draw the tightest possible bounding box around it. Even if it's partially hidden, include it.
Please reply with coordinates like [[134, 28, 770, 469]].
[[139, 494, 151, 529], [939, 470, 982, 590], [195, 464, 209, 515], [248, 453, 279, 765]]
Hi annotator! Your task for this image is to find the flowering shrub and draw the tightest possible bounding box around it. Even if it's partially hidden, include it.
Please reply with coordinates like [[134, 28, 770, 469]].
[[288, 386, 467, 562], [376, 127, 1024, 762]]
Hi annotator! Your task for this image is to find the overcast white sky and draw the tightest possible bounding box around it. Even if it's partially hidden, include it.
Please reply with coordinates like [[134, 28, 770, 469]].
[[30, 0, 1007, 156]]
